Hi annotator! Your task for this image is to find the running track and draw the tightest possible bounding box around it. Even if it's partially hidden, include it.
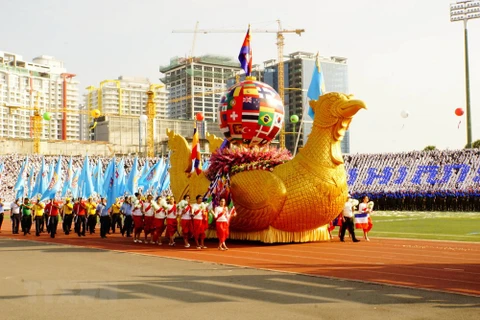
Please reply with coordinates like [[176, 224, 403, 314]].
[[1, 223, 479, 297]]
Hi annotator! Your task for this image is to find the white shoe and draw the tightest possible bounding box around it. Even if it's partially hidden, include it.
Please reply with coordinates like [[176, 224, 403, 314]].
[[184, 244, 190, 248], [137, 240, 143, 243], [133, 239, 137, 243]]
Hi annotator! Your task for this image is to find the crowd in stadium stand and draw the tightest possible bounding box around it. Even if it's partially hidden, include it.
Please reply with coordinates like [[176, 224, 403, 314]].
[[1, 149, 480, 211], [344, 149, 480, 211]]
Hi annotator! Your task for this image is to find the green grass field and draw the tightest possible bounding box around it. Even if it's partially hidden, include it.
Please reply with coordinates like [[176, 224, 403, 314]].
[[368, 211, 480, 242]]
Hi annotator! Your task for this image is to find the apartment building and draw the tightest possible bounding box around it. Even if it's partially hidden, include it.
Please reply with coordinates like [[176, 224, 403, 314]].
[[0, 51, 80, 140], [160, 55, 242, 122]]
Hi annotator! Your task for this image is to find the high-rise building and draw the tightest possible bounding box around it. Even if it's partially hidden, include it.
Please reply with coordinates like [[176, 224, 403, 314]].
[[160, 55, 242, 122], [0, 51, 80, 140], [262, 52, 350, 153], [83, 76, 168, 141]]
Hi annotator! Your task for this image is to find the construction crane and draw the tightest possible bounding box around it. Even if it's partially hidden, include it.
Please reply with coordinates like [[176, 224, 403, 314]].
[[32, 92, 42, 154], [172, 20, 305, 148], [5, 102, 98, 154], [145, 84, 164, 157]]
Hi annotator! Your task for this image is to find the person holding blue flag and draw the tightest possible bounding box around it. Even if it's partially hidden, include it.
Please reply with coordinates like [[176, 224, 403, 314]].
[[47, 197, 61, 238], [62, 198, 74, 235], [20, 198, 33, 235], [97, 198, 111, 239], [10, 199, 21, 234]]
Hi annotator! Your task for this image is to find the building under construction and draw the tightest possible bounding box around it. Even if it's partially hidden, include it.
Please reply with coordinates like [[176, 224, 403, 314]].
[[228, 51, 350, 154], [160, 55, 242, 122], [0, 51, 80, 141]]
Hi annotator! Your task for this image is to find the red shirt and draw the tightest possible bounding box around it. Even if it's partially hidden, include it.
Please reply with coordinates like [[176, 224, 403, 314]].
[[75, 202, 87, 216], [45, 203, 52, 215], [50, 201, 60, 216]]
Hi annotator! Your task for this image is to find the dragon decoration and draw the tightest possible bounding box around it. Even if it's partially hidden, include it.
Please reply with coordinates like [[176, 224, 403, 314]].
[[167, 92, 366, 243]]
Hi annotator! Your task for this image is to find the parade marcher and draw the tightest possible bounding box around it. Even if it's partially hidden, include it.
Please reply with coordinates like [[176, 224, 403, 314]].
[[44, 199, 51, 234], [340, 195, 361, 243], [356, 196, 374, 241], [179, 195, 193, 248], [62, 198, 74, 235], [191, 195, 208, 249], [47, 198, 61, 238], [74, 198, 87, 237], [141, 194, 155, 244], [20, 198, 33, 235], [10, 198, 21, 234], [86, 197, 97, 234], [33, 198, 46, 237], [0, 197, 4, 232], [165, 196, 178, 246], [213, 198, 236, 251], [120, 196, 133, 237], [97, 198, 111, 239], [152, 196, 166, 245], [110, 198, 122, 234], [132, 196, 144, 243]]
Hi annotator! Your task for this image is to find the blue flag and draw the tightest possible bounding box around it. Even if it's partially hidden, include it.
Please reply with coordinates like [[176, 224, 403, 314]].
[[70, 168, 81, 199], [31, 157, 47, 198], [14, 156, 29, 193], [106, 158, 125, 210], [41, 156, 63, 201], [61, 157, 74, 197], [47, 161, 55, 184], [93, 159, 104, 196], [27, 167, 35, 198], [126, 156, 139, 195], [102, 157, 116, 197], [79, 155, 94, 199], [139, 158, 164, 192], [0, 162, 4, 187], [137, 160, 150, 191], [307, 54, 326, 120]]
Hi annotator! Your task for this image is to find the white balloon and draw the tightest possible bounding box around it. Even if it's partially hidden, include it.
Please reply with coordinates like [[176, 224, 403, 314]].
[[400, 110, 409, 118], [139, 114, 148, 123]]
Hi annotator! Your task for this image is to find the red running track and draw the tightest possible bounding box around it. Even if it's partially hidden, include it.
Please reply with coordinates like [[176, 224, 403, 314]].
[[1, 223, 479, 297]]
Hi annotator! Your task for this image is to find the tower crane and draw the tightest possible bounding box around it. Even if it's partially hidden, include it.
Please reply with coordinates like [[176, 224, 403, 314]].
[[172, 20, 305, 148], [145, 84, 165, 157]]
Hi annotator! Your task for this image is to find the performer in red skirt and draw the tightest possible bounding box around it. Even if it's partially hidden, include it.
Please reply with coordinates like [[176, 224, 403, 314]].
[[191, 195, 208, 249], [179, 195, 193, 248], [132, 196, 144, 243], [213, 198, 236, 251], [357, 196, 374, 241], [165, 196, 178, 246], [152, 196, 166, 245], [142, 194, 155, 244]]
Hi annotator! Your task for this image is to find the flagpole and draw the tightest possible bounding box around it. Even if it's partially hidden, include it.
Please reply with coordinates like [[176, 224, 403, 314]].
[[293, 95, 309, 156]]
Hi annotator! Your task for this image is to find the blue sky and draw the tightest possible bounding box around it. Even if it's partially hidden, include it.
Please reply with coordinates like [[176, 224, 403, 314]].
[[1, 0, 479, 153]]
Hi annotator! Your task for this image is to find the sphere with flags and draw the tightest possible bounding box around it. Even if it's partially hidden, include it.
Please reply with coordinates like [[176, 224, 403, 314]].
[[218, 78, 284, 147]]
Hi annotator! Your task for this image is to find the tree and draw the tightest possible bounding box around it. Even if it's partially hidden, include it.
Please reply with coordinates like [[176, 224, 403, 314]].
[[423, 146, 436, 151], [464, 139, 480, 149]]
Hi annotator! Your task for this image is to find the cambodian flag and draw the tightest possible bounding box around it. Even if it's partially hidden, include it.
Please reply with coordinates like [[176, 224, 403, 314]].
[[238, 26, 252, 76], [191, 127, 202, 175]]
